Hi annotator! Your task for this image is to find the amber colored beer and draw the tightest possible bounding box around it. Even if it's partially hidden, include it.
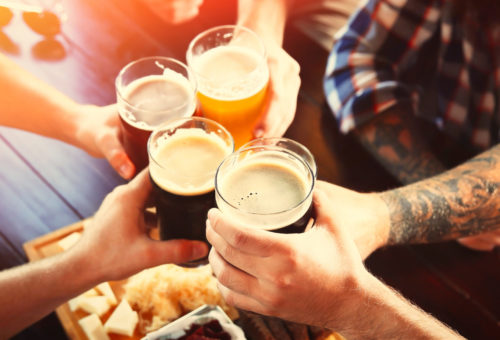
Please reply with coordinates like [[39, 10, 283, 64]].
[[116, 58, 197, 171], [187, 26, 269, 148], [215, 145, 315, 232]]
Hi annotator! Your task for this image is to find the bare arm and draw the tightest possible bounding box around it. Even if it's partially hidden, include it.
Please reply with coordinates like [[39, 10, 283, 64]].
[[381, 144, 500, 244], [0, 53, 134, 178], [354, 106, 446, 184], [0, 171, 208, 338]]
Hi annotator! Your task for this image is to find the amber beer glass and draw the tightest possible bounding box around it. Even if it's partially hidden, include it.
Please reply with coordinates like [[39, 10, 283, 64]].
[[215, 139, 315, 233], [116, 57, 197, 171], [186, 25, 269, 149], [148, 117, 234, 264]]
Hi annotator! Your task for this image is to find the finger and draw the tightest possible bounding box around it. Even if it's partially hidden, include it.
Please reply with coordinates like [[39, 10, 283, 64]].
[[111, 151, 135, 180], [142, 238, 208, 265], [207, 221, 267, 278], [123, 169, 153, 208], [100, 133, 135, 179], [208, 248, 259, 297], [215, 281, 269, 316], [457, 237, 496, 251], [207, 209, 283, 257]]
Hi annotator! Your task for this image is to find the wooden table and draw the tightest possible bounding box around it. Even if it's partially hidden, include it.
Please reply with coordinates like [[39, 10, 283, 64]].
[[0, 0, 498, 339]]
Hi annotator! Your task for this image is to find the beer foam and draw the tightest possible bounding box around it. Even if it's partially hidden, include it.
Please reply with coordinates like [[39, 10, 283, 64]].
[[191, 45, 269, 101], [150, 128, 232, 195], [216, 154, 313, 229], [119, 70, 195, 130]]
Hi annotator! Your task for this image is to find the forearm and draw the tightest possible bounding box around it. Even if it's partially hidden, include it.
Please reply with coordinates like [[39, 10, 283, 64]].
[[0, 54, 84, 148], [0, 250, 99, 338], [381, 144, 500, 244], [354, 106, 446, 185], [236, 0, 293, 45], [331, 274, 463, 340]]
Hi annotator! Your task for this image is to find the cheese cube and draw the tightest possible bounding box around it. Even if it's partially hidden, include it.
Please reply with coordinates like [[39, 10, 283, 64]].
[[79, 296, 111, 316], [57, 232, 82, 251], [68, 288, 98, 312], [78, 314, 110, 340], [95, 282, 117, 306], [104, 299, 138, 336]]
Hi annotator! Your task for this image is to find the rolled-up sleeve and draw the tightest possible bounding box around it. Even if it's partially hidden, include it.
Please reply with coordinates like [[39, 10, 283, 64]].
[[323, 0, 442, 133]]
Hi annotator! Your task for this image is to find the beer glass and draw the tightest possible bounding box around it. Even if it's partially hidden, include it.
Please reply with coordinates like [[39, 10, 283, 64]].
[[148, 116, 234, 264], [241, 137, 318, 178], [116, 56, 197, 171], [215, 140, 315, 233], [186, 25, 269, 149]]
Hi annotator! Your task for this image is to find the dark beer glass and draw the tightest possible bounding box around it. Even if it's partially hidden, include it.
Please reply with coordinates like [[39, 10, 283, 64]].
[[116, 57, 197, 171], [148, 117, 234, 265], [215, 139, 315, 233]]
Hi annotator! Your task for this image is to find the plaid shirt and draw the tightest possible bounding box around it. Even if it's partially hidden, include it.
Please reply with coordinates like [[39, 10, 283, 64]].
[[324, 0, 500, 149]]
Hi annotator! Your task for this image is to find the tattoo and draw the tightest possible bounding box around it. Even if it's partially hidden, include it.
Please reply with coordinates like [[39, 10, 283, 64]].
[[381, 145, 500, 244], [355, 108, 445, 184]]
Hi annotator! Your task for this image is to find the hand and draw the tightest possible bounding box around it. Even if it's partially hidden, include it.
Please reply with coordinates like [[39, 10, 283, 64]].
[[75, 104, 135, 179], [140, 0, 203, 25], [253, 42, 301, 138], [313, 181, 390, 259], [206, 186, 369, 327], [70, 169, 209, 282], [457, 230, 500, 251]]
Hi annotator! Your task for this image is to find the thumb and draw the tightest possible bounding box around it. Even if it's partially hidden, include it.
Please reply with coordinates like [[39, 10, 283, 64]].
[[123, 169, 152, 207], [312, 188, 340, 234]]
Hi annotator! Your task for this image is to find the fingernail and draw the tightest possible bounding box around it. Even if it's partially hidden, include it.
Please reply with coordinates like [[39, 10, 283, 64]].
[[193, 243, 208, 258], [119, 163, 133, 178], [254, 129, 264, 138]]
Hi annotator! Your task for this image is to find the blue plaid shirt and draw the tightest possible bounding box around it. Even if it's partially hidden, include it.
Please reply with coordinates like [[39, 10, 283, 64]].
[[324, 0, 500, 149]]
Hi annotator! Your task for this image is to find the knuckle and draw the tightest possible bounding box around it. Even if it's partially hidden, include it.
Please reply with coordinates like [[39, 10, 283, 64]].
[[231, 230, 249, 248]]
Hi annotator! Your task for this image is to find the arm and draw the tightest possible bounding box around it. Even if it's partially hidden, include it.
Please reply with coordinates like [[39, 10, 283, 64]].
[[381, 143, 500, 244], [206, 190, 463, 339], [0, 170, 208, 338], [354, 106, 446, 184], [237, 0, 301, 138], [0, 53, 135, 179], [313, 144, 500, 258], [324, 0, 444, 184]]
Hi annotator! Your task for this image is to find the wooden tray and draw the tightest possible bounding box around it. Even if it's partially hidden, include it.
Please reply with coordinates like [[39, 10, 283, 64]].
[[23, 219, 134, 340]]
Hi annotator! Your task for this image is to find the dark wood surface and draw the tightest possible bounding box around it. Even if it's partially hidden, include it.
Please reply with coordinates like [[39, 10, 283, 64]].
[[0, 1, 498, 339]]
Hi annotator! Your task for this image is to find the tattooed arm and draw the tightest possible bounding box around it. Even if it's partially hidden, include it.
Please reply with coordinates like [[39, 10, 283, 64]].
[[380, 144, 500, 245], [354, 106, 446, 185], [314, 144, 500, 258]]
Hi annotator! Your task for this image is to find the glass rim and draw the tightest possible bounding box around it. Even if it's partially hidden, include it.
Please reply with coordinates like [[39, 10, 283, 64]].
[[186, 25, 267, 82], [115, 56, 197, 114], [215, 145, 316, 216], [240, 137, 317, 178], [147, 116, 235, 171]]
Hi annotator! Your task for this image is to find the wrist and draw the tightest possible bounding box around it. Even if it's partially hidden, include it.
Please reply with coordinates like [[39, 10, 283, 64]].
[[365, 192, 390, 251], [237, 0, 288, 46]]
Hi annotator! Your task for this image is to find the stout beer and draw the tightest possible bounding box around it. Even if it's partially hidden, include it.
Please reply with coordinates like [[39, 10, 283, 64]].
[[148, 117, 234, 264], [216, 144, 315, 233]]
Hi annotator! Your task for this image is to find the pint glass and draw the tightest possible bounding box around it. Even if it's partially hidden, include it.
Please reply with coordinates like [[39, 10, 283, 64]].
[[148, 117, 234, 264], [215, 140, 315, 233], [186, 25, 269, 149], [116, 56, 197, 171]]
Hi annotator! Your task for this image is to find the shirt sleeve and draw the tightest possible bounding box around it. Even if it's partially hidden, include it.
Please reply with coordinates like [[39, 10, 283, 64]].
[[323, 0, 442, 133]]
